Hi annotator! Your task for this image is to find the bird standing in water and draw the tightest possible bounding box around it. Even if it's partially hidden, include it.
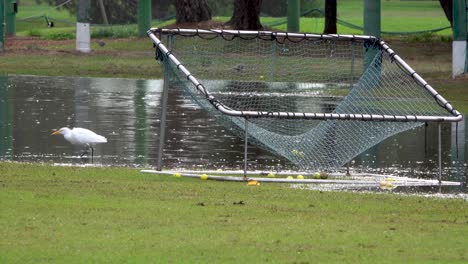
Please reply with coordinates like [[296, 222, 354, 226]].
[[51, 127, 107, 162]]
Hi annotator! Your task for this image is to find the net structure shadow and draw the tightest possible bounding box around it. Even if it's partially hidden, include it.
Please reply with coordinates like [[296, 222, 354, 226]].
[[148, 28, 462, 172]]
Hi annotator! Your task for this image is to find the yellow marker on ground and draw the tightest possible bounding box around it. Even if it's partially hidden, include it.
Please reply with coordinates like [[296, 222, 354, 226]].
[[247, 179, 260, 186], [200, 174, 209, 180], [379, 179, 397, 190]]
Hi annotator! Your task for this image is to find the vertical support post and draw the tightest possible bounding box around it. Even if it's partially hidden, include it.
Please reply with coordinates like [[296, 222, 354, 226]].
[[270, 41, 276, 81], [76, 0, 91, 53], [350, 41, 355, 87], [346, 162, 350, 176], [157, 36, 172, 171], [243, 118, 249, 181], [452, 0, 467, 77], [138, 0, 152, 37], [0, 0, 5, 51], [287, 0, 300, 33], [451, 118, 465, 186], [5, 0, 16, 36], [363, 0, 381, 69], [364, 0, 381, 37], [438, 122, 442, 184]]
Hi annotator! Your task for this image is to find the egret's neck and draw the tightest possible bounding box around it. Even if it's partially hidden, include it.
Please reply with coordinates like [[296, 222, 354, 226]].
[[61, 128, 73, 138]]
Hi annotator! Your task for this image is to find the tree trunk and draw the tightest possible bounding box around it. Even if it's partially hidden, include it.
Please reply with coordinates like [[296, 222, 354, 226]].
[[226, 0, 263, 30], [323, 0, 337, 34], [438, 0, 452, 27], [175, 0, 212, 24]]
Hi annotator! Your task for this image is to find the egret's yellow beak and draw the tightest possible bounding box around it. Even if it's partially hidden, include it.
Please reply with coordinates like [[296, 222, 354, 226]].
[[51, 129, 60, 136]]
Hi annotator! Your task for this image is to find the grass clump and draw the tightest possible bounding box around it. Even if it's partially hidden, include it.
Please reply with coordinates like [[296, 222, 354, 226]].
[[92, 25, 138, 39], [1, 162, 467, 263]]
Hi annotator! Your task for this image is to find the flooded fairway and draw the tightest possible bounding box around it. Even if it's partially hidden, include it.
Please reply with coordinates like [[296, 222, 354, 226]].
[[0, 75, 466, 191]]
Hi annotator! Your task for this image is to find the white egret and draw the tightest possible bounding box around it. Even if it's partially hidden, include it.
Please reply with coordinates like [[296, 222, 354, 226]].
[[51, 127, 107, 162]]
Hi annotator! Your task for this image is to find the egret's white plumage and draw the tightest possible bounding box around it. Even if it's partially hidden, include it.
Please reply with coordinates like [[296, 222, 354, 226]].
[[52, 127, 107, 161]]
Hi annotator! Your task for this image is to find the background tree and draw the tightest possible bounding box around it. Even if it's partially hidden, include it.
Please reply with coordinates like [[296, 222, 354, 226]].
[[226, 0, 263, 30], [438, 0, 452, 27], [323, 0, 337, 34], [175, 0, 212, 24]]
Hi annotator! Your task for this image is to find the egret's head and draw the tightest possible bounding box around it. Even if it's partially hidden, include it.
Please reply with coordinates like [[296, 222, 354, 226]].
[[51, 127, 70, 136]]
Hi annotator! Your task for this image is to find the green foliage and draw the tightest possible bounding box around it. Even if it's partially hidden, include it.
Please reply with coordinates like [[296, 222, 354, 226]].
[[26, 28, 42, 37], [92, 25, 138, 38], [46, 31, 75, 40], [439, 34, 453, 42], [410, 32, 437, 42], [408, 32, 454, 43]]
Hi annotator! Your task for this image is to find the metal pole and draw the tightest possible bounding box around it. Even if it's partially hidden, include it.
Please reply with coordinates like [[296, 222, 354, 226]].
[[157, 36, 172, 171], [243, 118, 248, 181], [76, 0, 91, 53], [451, 118, 465, 187], [452, 0, 467, 77], [346, 162, 350, 176], [364, 0, 381, 37], [5, 0, 16, 36], [138, 0, 152, 37], [438, 122, 442, 184], [0, 0, 5, 51], [287, 0, 300, 32], [363, 0, 381, 69], [271, 40, 276, 81]]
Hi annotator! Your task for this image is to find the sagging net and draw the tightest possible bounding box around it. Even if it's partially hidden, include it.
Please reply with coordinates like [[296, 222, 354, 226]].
[[150, 29, 460, 171]]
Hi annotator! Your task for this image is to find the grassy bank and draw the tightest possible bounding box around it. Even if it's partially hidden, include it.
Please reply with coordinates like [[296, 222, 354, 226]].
[[0, 50, 160, 79], [0, 162, 467, 263]]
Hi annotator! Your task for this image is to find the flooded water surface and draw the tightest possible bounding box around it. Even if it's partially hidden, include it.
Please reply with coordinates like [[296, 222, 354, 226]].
[[0, 75, 466, 192]]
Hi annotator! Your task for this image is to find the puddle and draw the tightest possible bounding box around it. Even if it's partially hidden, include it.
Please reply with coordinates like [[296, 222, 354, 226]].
[[0, 75, 466, 193]]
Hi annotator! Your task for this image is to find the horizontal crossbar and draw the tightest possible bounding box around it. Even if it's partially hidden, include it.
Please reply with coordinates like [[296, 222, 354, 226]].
[[148, 28, 462, 123]]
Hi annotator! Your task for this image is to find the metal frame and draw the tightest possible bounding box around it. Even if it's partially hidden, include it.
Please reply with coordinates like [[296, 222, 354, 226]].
[[148, 28, 462, 182], [148, 28, 462, 123], [141, 170, 462, 187]]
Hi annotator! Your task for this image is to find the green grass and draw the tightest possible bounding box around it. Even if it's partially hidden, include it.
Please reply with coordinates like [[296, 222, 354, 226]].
[[16, 0, 76, 33], [0, 53, 160, 79], [265, 0, 450, 36], [1, 162, 467, 263]]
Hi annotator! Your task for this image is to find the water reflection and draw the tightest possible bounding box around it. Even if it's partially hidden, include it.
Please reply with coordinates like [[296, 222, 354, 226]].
[[0, 75, 466, 190]]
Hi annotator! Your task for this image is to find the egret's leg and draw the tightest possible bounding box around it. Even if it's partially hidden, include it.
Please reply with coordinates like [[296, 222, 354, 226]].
[[91, 147, 94, 163]]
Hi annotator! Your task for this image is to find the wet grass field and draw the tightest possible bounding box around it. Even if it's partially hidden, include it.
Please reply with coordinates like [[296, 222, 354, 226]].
[[1, 162, 467, 263]]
